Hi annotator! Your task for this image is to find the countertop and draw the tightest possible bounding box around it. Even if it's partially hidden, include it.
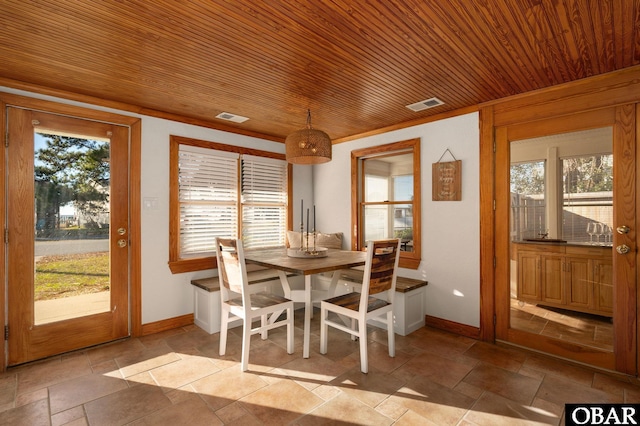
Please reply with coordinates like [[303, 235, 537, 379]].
[[514, 239, 612, 249]]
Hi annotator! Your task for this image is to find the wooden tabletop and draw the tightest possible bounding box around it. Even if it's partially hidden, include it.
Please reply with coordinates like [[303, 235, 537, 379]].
[[244, 248, 367, 275]]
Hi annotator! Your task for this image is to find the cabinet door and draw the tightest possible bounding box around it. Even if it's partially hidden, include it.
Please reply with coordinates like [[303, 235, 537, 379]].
[[594, 259, 613, 315], [517, 252, 541, 301], [541, 255, 565, 304], [565, 256, 593, 310]]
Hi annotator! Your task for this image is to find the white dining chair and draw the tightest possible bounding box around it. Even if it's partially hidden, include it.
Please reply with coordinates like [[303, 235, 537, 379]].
[[216, 237, 294, 371], [319, 239, 401, 373]]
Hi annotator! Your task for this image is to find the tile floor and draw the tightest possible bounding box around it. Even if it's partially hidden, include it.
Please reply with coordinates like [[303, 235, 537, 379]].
[[510, 299, 614, 352], [0, 309, 639, 426]]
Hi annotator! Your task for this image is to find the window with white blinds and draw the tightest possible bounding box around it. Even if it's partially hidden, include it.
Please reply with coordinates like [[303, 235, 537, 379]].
[[241, 155, 288, 249], [177, 144, 287, 259], [178, 145, 239, 258]]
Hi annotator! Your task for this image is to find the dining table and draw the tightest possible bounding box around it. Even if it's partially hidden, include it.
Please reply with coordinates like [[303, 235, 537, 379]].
[[244, 247, 367, 358]]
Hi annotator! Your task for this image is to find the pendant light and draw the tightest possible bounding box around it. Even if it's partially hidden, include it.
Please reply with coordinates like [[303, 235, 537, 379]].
[[285, 109, 332, 164]]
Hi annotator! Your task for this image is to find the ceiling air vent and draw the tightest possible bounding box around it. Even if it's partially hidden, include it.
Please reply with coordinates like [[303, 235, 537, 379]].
[[215, 112, 249, 123], [405, 97, 445, 112]]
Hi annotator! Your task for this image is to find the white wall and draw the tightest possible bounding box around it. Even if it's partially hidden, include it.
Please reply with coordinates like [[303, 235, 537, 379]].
[[313, 112, 481, 327]]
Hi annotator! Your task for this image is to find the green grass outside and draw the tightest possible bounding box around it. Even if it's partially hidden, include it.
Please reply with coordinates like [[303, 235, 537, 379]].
[[35, 252, 110, 301]]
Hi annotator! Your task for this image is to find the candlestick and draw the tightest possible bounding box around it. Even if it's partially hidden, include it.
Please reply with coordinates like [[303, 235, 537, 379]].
[[306, 208, 310, 250], [300, 199, 304, 250], [313, 205, 316, 232]]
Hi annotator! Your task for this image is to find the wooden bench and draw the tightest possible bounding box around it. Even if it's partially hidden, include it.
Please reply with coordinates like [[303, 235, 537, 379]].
[[317, 269, 428, 336], [191, 269, 295, 334]]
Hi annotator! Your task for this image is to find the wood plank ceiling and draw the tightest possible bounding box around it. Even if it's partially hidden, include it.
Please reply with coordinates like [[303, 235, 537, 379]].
[[1, 0, 639, 142]]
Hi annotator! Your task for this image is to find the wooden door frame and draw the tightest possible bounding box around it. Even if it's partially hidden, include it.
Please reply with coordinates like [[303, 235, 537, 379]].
[[0, 93, 141, 372], [479, 66, 640, 375], [496, 108, 625, 371]]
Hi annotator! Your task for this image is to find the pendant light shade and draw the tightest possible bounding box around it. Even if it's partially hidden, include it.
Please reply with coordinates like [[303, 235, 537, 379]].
[[285, 109, 332, 164]]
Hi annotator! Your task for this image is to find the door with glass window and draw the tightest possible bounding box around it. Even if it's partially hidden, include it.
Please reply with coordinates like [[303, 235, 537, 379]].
[[495, 106, 637, 374], [6, 107, 129, 365]]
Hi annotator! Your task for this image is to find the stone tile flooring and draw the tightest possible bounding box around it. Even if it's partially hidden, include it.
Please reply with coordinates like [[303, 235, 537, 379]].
[[0, 309, 639, 425], [510, 299, 614, 352]]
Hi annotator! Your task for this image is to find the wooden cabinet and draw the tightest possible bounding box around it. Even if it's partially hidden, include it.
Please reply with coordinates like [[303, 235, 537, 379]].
[[515, 243, 613, 317], [565, 255, 593, 310], [542, 254, 565, 305], [593, 258, 613, 314], [516, 250, 542, 301]]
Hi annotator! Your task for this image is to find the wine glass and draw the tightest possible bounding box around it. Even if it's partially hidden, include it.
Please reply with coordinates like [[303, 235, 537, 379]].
[[586, 222, 596, 244], [593, 223, 603, 244], [602, 224, 612, 245]]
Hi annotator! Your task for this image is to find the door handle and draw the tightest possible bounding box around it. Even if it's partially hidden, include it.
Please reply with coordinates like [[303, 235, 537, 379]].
[[616, 225, 630, 234], [616, 244, 630, 255], [117, 239, 127, 248]]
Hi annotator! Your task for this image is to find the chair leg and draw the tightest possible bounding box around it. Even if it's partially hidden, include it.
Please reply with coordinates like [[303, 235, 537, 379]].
[[358, 318, 368, 373], [261, 314, 268, 340], [286, 305, 294, 354], [219, 307, 229, 356], [387, 311, 395, 357], [319, 305, 328, 354], [350, 318, 357, 341], [241, 321, 251, 372]]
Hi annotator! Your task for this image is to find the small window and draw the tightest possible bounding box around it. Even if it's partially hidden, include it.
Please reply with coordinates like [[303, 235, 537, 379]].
[[169, 136, 290, 273], [352, 138, 421, 269]]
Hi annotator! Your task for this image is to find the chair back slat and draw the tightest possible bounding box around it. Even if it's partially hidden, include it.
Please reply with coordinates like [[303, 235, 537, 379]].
[[360, 239, 401, 308], [216, 238, 248, 297], [368, 274, 394, 295]]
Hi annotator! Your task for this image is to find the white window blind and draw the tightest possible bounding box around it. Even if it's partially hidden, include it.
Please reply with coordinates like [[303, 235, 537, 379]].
[[241, 155, 287, 249], [177, 145, 287, 258], [178, 145, 238, 258]]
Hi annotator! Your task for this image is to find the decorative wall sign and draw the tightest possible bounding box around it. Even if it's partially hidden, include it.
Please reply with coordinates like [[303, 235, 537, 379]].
[[432, 149, 462, 201]]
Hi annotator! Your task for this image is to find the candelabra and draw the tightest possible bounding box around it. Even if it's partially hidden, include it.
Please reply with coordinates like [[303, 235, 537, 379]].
[[298, 225, 320, 255], [287, 201, 328, 258]]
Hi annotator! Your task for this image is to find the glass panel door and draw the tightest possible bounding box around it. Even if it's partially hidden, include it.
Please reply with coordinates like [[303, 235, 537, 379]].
[[7, 107, 129, 365]]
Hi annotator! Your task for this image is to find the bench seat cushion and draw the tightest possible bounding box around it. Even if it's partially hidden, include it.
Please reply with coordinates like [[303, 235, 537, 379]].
[[287, 231, 343, 249]]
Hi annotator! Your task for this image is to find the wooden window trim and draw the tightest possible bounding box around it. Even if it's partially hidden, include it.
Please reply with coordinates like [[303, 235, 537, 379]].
[[168, 135, 291, 273], [351, 138, 421, 269]]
